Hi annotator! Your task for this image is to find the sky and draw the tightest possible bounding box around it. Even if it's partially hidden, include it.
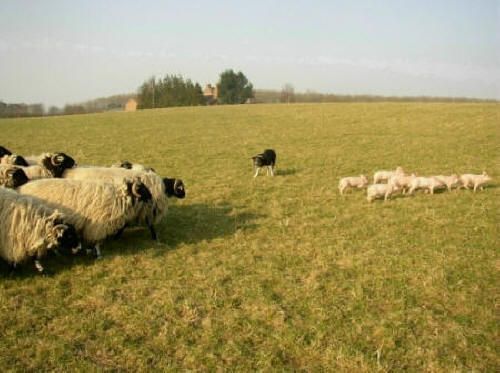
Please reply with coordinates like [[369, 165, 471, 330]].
[[0, 0, 499, 107]]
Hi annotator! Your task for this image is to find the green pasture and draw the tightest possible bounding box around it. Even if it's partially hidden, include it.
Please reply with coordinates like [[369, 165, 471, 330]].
[[0, 103, 498, 371]]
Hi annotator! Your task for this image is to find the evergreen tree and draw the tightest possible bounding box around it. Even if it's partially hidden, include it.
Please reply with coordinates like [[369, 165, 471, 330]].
[[217, 69, 254, 104]]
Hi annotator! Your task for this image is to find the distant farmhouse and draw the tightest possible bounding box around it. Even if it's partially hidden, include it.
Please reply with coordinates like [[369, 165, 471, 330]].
[[125, 98, 138, 112], [203, 84, 218, 105]]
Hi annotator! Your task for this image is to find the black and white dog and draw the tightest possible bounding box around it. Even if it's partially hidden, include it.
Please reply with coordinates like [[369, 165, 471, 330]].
[[252, 149, 276, 177]]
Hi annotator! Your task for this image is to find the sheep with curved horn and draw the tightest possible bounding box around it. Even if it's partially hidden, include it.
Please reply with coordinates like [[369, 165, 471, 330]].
[[0, 188, 79, 274], [17, 178, 152, 258]]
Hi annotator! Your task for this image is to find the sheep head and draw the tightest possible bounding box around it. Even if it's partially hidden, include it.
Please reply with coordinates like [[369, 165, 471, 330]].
[[0, 146, 12, 157], [11, 167, 29, 188], [118, 160, 133, 169], [0, 166, 28, 189], [42, 153, 76, 177], [51, 222, 80, 254], [12, 155, 28, 167], [126, 179, 153, 204], [163, 178, 186, 199]]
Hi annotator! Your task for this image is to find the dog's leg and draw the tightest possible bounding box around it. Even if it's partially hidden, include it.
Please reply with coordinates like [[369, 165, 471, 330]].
[[254, 168, 260, 177], [268, 165, 274, 176]]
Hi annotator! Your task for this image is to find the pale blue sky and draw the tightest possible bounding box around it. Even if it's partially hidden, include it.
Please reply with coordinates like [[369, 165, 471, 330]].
[[0, 0, 498, 107]]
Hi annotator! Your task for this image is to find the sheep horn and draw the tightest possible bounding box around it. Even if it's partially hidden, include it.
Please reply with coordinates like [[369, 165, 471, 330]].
[[51, 154, 62, 166], [131, 180, 142, 198]]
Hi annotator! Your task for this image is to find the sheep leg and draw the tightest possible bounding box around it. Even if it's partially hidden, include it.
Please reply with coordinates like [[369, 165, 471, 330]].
[[149, 224, 158, 241], [94, 243, 102, 260], [254, 168, 260, 178], [114, 224, 127, 240], [72, 242, 82, 255], [268, 165, 274, 176], [33, 259, 44, 274]]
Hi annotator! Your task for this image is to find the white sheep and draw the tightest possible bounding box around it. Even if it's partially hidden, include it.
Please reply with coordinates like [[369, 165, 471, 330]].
[[17, 178, 152, 258], [0, 188, 79, 273], [0, 165, 29, 189], [367, 183, 399, 202], [388, 173, 417, 194], [408, 176, 445, 195], [459, 171, 492, 192], [18, 153, 76, 180], [338, 175, 368, 195], [62, 167, 185, 240], [373, 166, 405, 184], [432, 174, 460, 192]]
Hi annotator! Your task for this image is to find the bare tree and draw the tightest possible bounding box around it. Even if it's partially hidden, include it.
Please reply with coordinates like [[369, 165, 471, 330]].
[[281, 83, 295, 104]]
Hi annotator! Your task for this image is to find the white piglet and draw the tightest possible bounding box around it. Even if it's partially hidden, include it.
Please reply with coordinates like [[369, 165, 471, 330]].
[[338, 175, 368, 195]]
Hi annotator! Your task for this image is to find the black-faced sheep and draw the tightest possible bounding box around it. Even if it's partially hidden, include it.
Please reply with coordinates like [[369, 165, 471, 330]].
[[24, 152, 76, 167], [0, 146, 12, 157], [0, 188, 79, 273], [0, 165, 29, 189], [0, 154, 29, 167], [18, 153, 76, 180], [62, 167, 185, 240], [17, 178, 152, 258]]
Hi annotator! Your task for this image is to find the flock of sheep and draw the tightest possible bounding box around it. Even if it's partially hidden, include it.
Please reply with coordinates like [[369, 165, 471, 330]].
[[0, 143, 494, 274], [339, 166, 492, 202], [0, 145, 185, 274]]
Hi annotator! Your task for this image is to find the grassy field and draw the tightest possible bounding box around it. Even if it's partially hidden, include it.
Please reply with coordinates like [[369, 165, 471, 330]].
[[0, 103, 498, 371]]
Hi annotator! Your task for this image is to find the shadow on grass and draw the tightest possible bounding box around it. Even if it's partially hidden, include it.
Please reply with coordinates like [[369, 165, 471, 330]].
[[1, 201, 264, 277], [275, 168, 299, 176]]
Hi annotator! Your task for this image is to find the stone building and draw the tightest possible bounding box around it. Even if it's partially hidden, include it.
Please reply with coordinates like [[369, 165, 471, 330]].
[[125, 98, 138, 112]]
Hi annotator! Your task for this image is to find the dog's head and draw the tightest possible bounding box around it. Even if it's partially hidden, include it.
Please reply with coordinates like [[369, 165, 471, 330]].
[[252, 154, 266, 167]]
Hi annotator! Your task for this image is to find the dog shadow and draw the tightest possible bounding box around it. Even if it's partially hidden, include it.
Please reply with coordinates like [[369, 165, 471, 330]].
[[275, 168, 299, 176], [1, 201, 264, 277]]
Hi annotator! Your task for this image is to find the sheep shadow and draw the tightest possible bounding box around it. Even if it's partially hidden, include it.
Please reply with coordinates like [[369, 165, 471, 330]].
[[156, 202, 263, 250], [1, 201, 264, 277]]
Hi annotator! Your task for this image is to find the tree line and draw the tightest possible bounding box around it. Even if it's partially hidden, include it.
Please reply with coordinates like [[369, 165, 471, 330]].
[[137, 69, 254, 109], [255, 85, 497, 104]]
